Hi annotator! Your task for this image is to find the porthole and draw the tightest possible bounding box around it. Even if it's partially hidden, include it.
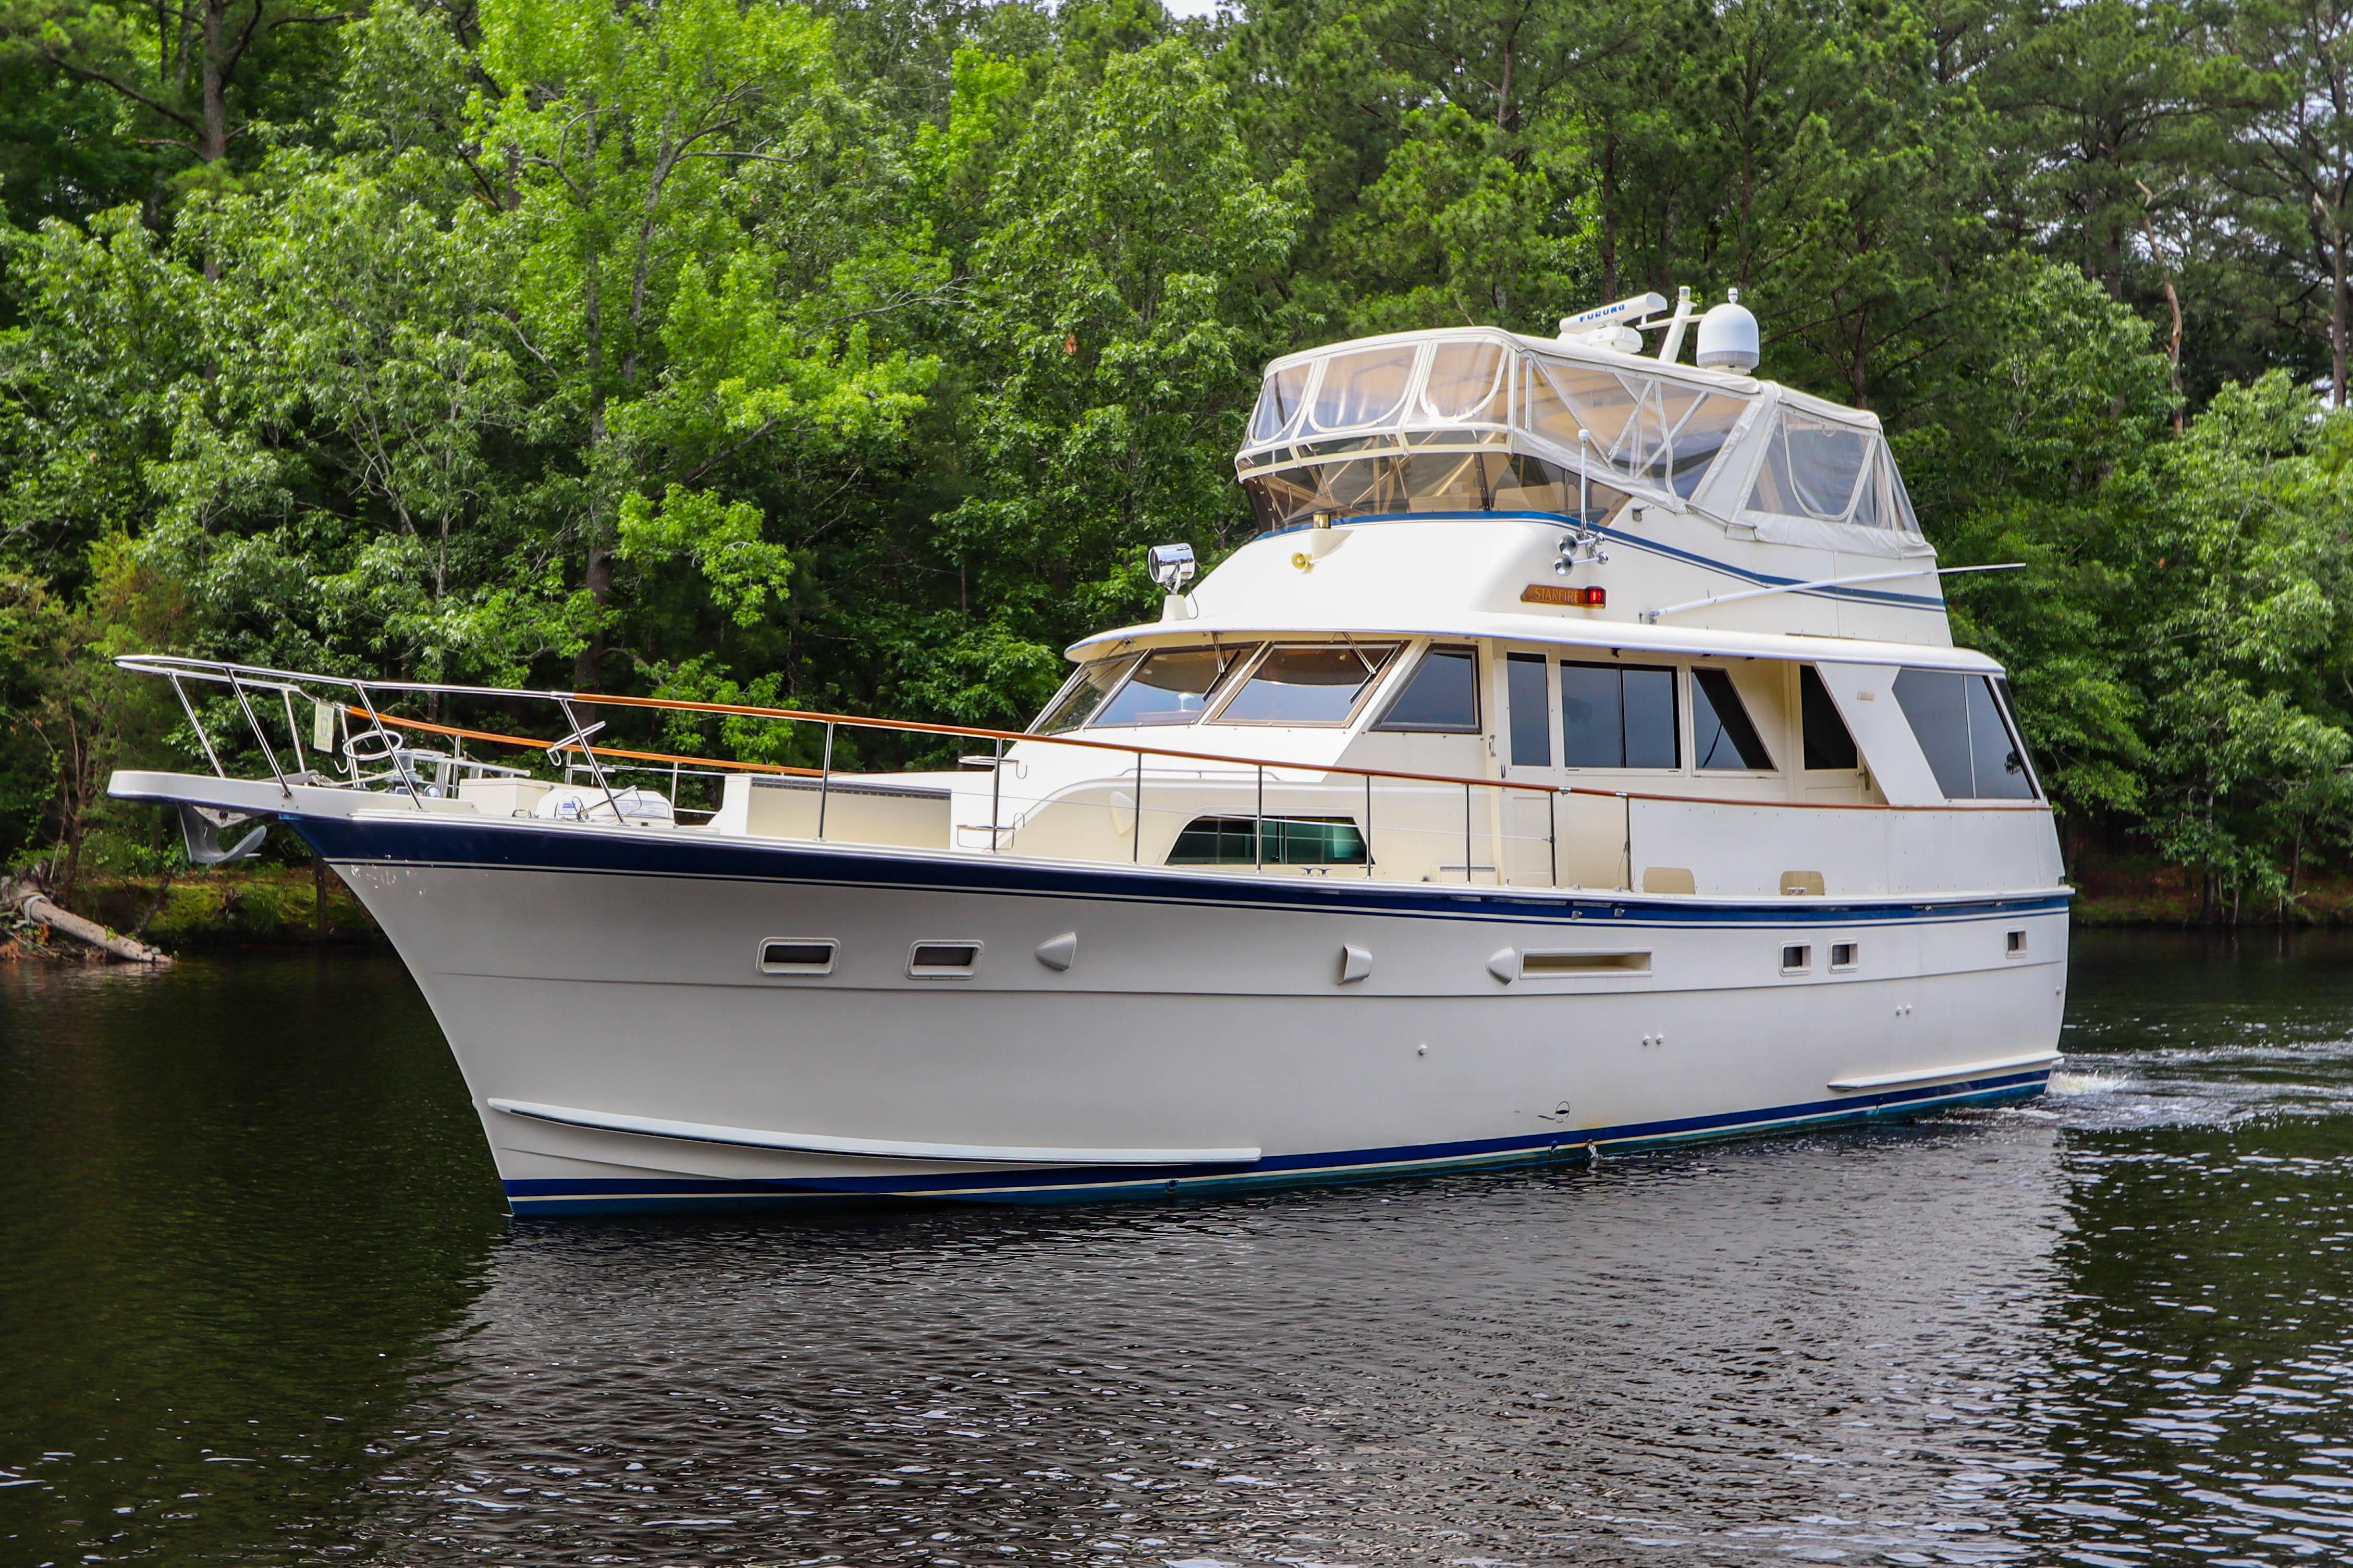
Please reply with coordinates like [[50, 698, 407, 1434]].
[[1830, 942, 1858, 971], [2005, 929, 2028, 959], [1781, 944, 1811, 974]]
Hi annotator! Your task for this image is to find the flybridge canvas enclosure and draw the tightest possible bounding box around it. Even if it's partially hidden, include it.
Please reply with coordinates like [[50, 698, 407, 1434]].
[[1234, 328, 1926, 558]]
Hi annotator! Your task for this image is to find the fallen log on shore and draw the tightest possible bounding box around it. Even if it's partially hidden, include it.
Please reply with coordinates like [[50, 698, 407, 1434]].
[[2, 879, 172, 965]]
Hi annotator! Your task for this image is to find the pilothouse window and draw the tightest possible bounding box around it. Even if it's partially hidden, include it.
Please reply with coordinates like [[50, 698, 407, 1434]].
[[1372, 645, 1481, 733], [1215, 644, 1397, 726], [1034, 655, 1137, 734], [1093, 645, 1251, 727]]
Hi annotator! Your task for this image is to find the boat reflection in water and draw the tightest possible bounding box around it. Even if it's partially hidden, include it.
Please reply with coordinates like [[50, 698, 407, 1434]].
[[107, 288, 2067, 1215]]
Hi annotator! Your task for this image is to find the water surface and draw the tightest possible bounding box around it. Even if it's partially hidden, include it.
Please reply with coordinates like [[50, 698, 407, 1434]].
[[4, 931, 2351, 1564]]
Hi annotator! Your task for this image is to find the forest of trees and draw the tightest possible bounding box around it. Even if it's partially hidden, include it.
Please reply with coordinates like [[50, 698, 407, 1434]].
[[4, 0, 2353, 920]]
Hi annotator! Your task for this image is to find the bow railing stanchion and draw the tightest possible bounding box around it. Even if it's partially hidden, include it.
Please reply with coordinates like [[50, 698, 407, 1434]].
[[225, 669, 293, 801], [1255, 765, 1266, 872], [167, 673, 227, 779], [816, 722, 835, 840], [1364, 773, 1374, 878], [351, 681, 426, 807], [1133, 751, 1144, 863], [991, 736, 1004, 853], [552, 698, 622, 819]]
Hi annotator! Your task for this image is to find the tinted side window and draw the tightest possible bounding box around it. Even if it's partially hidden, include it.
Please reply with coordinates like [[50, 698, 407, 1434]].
[[1892, 669, 1974, 797], [1893, 669, 2036, 799], [1372, 646, 1480, 732], [1559, 662, 1624, 766], [1967, 677, 2036, 799], [1799, 665, 1857, 770], [1691, 669, 1775, 771], [1624, 668, 1678, 768], [1560, 661, 1678, 769], [1507, 653, 1550, 766]]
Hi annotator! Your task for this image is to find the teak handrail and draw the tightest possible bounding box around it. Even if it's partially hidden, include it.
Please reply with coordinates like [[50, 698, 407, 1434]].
[[119, 652, 2048, 814]]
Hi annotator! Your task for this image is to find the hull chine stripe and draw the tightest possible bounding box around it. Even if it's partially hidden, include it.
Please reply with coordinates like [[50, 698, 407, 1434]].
[[487, 1097, 1261, 1168]]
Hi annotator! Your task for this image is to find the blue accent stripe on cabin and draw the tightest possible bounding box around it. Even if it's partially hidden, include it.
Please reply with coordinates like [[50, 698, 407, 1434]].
[[280, 811, 2069, 931], [1261, 510, 1949, 609], [496, 1067, 2055, 1215]]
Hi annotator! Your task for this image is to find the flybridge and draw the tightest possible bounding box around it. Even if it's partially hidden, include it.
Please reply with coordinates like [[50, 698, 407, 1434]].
[[1234, 298, 1927, 561]]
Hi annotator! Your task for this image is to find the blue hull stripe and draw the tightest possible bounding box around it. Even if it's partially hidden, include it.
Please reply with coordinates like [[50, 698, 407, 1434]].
[[500, 1067, 2054, 1215], [284, 813, 2068, 932], [1261, 510, 1948, 609]]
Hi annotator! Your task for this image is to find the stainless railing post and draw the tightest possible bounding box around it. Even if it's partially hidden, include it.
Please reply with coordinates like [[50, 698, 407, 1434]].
[[1255, 764, 1265, 871], [816, 722, 836, 839], [1547, 788, 1559, 887], [167, 674, 227, 779], [352, 682, 426, 808], [1463, 782, 1473, 885], [991, 737, 1004, 853], [1133, 750, 1143, 863], [280, 688, 307, 776], [226, 670, 293, 800], [1363, 772, 1373, 878], [554, 697, 623, 820]]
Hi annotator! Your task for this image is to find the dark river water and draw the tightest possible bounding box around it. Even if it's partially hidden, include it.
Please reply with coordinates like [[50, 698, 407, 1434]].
[[5, 932, 2352, 1566]]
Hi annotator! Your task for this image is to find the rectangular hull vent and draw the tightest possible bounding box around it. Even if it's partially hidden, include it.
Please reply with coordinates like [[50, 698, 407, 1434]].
[[1521, 950, 1651, 976], [760, 940, 837, 975], [909, 942, 983, 978]]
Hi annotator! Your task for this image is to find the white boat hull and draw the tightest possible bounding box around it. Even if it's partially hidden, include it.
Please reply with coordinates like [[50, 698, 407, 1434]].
[[235, 796, 2070, 1216]]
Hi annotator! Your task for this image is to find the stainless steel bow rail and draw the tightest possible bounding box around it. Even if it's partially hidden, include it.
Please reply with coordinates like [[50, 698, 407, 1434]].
[[114, 653, 2039, 890]]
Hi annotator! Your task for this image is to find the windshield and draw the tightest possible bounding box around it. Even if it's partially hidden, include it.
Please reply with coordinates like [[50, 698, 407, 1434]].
[[1092, 645, 1253, 727], [1214, 644, 1399, 726], [1034, 656, 1139, 734]]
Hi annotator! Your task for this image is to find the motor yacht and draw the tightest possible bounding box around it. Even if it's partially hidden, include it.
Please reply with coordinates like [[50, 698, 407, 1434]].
[[109, 289, 2067, 1215]]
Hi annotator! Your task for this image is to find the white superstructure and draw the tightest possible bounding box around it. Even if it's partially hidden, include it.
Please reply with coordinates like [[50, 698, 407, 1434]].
[[109, 293, 2067, 1216]]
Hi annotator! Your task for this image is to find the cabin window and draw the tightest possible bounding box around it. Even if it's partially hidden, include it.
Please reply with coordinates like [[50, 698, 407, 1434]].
[[1034, 655, 1138, 734], [1691, 669, 1775, 771], [1372, 645, 1481, 733], [1560, 660, 1678, 769], [1214, 644, 1397, 726], [1168, 816, 1367, 866], [1093, 645, 1251, 728], [1892, 670, 2037, 800], [1506, 653, 1551, 766], [1800, 665, 1858, 770]]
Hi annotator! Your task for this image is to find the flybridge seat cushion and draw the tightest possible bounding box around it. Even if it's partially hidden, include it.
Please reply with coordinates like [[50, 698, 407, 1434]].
[[1235, 328, 1923, 554]]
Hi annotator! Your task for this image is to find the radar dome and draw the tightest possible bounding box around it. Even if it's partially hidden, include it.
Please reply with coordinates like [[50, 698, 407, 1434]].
[[1695, 292, 1760, 372]]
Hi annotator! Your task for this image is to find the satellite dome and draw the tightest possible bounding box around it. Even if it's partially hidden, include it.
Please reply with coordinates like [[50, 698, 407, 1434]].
[[1696, 291, 1760, 372]]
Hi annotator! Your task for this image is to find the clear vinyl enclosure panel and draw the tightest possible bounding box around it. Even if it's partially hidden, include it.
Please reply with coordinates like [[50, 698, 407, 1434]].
[[1236, 329, 1923, 541]]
